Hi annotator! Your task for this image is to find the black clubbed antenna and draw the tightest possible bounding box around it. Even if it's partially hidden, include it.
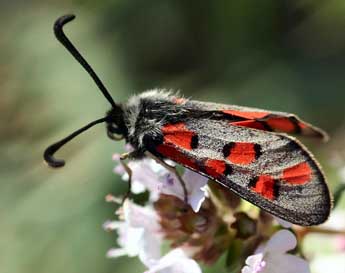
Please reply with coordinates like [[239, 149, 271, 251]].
[[44, 15, 121, 168], [54, 14, 117, 108]]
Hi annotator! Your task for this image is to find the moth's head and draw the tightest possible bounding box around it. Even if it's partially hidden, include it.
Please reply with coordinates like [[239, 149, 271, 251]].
[[105, 107, 128, 141], [44, 14, 126, 168]]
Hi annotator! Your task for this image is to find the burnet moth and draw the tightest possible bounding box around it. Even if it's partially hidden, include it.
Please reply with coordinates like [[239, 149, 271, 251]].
[[44, 14, 332, 226]]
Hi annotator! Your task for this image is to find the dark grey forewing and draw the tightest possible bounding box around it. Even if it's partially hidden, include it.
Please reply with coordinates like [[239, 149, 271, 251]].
[[149, 117, 331, 226]]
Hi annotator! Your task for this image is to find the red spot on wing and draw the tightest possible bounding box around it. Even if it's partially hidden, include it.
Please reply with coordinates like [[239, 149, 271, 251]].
[[222, 110, 269, 119], [205, 159, 226, 179], [227, 143, 257, 165], [230, 120, 267, 130], [251, 175, 276, 200], [282, 162, 312, 185], [156, 144, 198, 170], [266, 117, 295, 133], [173, 97, 187, 104], [161, 123, 195, 150]]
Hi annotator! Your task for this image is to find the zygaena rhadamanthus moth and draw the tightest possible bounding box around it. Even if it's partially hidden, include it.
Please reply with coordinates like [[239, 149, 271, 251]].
[[44, 14, 332, 226]]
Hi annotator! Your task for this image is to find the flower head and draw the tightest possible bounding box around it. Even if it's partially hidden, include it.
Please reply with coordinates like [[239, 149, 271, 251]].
[[105, 199, 204, 272], [110, 147, 316, 273], [113, 154, 208, 212]]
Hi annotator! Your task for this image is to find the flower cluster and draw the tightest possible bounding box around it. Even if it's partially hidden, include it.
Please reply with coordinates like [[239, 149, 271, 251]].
[[105, 148, 313, 273]]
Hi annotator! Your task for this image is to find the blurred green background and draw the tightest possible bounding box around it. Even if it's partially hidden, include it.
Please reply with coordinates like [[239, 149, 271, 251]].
[[1, 1, 345, 273]]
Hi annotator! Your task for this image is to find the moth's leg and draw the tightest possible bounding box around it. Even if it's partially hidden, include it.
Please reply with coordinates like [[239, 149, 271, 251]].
[[119, 152, 133, 205], [145, 151, 189, 204]]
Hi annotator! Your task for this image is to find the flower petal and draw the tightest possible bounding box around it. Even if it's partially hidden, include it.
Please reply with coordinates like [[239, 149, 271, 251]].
[[107, 200, 163, 266], [245, 253, 264, 267], [188, 186, 207, 212], [106, 248, 128, 258], [160, 169, 209, 212], [125, 200, 160, 230], [129, 159, 166, 194], [241, 266, 254, 273], [131, 181, 147, 194], [114, 156, 169, 195], [139, 230, 162, 268], [113, 164, 125, 175], [123, 201, 162, 264], [145, 248, 202, 273], [102, 220, 122, 231], [183, 169, 209, 191], [266, 229, 297, 253], [160, 173, 184, 198], [265, 253, 310, 273], [183, 170, 209, 212], [117, 226, 144, 256]]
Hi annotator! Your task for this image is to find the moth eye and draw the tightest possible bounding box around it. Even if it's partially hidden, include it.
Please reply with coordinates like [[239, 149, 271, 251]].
[[107, 124, 124, 141]]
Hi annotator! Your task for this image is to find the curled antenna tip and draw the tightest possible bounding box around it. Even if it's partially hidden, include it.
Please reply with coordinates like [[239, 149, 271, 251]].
[[44, 144, 66, 168], [54, 14, 76, 31]]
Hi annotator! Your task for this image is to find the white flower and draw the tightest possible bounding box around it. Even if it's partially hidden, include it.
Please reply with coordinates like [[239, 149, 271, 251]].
[[144, 248, 202, 273], [113, 154, 209, 212], [104, 200, 162, 267], [105, 201, 203, 272], [242, 229, 310, 273]]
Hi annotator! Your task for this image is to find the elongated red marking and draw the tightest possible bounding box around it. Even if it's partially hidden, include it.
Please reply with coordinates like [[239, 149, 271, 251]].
[[205, 159, 226, 179], [230, 120, 267, 130], [251, 175, 276, 200], [222, 110, 269, 119], [266, 117, 295, 133], [282, 162, 312, 185], [156, 144, 198, 170], [297, 121, 326, 139], [161, 123, 195, 150], [298, 122, 307, 129], [227, 143, 257, 165]]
